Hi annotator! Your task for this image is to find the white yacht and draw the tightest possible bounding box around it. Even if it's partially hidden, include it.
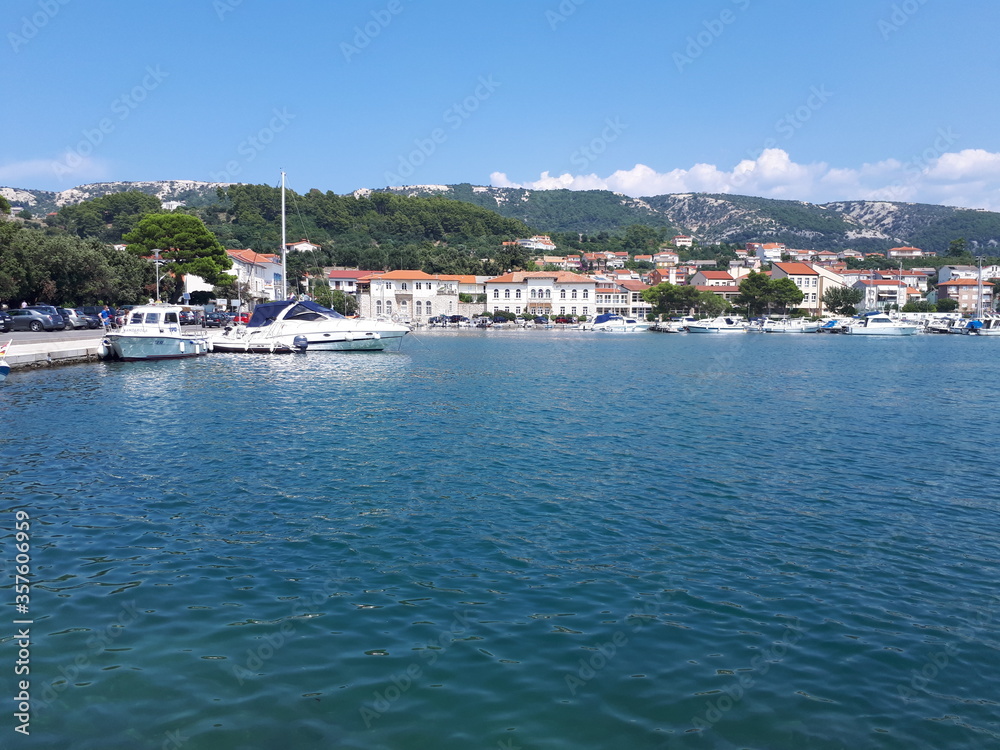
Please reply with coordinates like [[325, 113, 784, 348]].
[[962, 316, 1000, 336], [209, 299, 410, 353], [584, 313, 647, 332], [686, 316, 749, 333], [759, 318, 821, 333], [843, 313, 918, 336], [103, 305, 211, 360]]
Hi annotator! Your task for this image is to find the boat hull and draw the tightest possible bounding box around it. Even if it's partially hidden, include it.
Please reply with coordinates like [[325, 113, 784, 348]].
[[843, 327, 917, 335], [0, 363, 9, 382], [106, 334, 210, 360]]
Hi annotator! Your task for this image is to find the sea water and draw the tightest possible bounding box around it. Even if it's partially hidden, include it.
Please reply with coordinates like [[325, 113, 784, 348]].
[[1, 330, 998, 749]]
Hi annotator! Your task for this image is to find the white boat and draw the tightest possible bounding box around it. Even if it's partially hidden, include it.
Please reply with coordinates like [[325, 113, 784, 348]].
[[961, 316, 1000, 336], [0, 339, 11, 382], [686, 316, 748, 333], [843, 313, 918, 336], [584, 313, 647, 332], [209, 299, 409, 353], [760, 318, 821, 333], [103, 305, 211, 360]]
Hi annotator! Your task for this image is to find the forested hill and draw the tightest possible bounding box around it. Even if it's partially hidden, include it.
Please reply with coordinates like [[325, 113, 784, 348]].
[[7, 179, 1000, 253]]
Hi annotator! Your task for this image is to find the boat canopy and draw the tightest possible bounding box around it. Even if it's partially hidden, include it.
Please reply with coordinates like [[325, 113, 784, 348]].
[[593, 313, 622, 324], [246, 300, 346, 328]]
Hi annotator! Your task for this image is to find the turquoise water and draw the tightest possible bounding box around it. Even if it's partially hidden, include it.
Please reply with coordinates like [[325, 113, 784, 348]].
[[2, 331, 999, 749]]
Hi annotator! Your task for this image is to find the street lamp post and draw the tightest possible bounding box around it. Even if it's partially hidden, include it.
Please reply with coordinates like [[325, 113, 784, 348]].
[[152, 249, 163, 302]]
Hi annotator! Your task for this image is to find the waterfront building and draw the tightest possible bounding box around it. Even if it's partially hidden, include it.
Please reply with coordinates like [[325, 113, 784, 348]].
[[936, 278, 994, 313], [484, 271, 596, 319], [359, 270, 461, 323]]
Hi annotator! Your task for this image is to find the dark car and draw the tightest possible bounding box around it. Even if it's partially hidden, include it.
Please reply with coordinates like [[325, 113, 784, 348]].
[[8, 308, 64, 331], [179, 310, 201, 325], [202, 311, 229, 328], [0, 311, 11, 333]]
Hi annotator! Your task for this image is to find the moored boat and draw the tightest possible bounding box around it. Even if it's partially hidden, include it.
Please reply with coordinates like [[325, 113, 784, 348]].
[[842, 312, 918, 336], [103, 305, 211, 360], [584, 313, 647, 332], [759, 318, 821, 333], [686, 316, 749, 333], [209, 299, 410, 353], [961, 316, 1000, 336]]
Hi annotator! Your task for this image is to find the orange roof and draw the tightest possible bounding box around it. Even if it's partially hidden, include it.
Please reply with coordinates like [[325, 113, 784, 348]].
[[939, 278, 985, 286], [773, 262, 818, 276], [328, 269, 375, 280], [697, 270, 734, 280], [227, 249, 279, 264], [365, 270, 437, 281], [619, 280, 650, 291]]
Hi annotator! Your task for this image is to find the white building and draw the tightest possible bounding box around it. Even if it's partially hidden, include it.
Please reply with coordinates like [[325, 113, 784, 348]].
[[284, 239, 323, 253], [517, 235, 558, 252], [360, 270, 463, 323], [225, 249, 284, 302], [485, 271, 596, 319]]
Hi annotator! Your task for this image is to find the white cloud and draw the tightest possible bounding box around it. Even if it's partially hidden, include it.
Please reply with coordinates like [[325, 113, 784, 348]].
[[492, 148, 1000, 211]]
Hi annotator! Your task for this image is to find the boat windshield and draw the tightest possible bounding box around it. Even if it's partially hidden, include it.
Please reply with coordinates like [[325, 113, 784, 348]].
[[246, 300, 347, 328]]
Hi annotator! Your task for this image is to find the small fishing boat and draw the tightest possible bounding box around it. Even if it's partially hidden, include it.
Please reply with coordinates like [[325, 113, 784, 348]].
[[686, 316, 749, 333], [103, 305, 211, 360], [842, 312, 918, 336]]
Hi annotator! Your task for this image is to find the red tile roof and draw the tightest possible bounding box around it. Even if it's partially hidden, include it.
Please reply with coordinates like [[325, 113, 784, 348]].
[[773, 262, 819, 276]]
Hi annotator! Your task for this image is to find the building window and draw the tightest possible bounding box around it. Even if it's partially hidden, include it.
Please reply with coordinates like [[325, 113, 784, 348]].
[[416, 301, 422, 314], [401, 283, 408, 291], [415, 282, 421, 290], [385, 282, 392, 290], [583, 290, 589, 299], [515, 289, 521, 299], [386, 300, 393, 313], [426, 303, 432, 315], [560, 307, 565, 314], [571, 307, 577, 315], [571, 289, 577, 299], [560, 290, 566, 299], [530, 289, 537, 298], [505, 289, 511, 298], [493, 289, 499, 299], [376, 300, 382, 314], [545, 289, 551, 298]]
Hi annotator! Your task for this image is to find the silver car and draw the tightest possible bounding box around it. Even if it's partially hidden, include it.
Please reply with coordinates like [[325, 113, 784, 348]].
[[8, 308, 65, 331]]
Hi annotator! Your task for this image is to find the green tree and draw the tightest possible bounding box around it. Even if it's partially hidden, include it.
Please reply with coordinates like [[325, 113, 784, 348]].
[[696, 290, 731, 317], [821, 286, 864, 316], [122, 213, 232, 286], [902, 300, 936, 312], [771, 277, 805, 312], [312, 280, 333, 308], [642, 282, 700, 316], [936, 297, 959, 312], [0, 195, 10, 215], [735, 271, 774, 316], [330, 290, 359, 316]]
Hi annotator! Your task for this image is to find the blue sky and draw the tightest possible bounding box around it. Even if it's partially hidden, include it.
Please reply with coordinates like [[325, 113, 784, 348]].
[[5, 0, 1000, 208]]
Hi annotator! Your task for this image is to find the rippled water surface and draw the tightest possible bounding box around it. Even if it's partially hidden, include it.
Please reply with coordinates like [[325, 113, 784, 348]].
[[2, 331, 999, 749]]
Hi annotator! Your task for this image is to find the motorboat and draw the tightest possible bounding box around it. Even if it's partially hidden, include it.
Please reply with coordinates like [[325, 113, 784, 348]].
[[685, 316, 749, 333], [961, 316, 1000, 336], [209, 299, 410, 353], [584, 313, 647, 332], [103, 305, 211, 360], [842, 312, 918, 336], [759, 318, 821, 333]]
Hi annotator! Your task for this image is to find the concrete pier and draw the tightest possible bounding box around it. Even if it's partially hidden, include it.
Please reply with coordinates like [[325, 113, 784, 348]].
[[3, 336, 105, 371]]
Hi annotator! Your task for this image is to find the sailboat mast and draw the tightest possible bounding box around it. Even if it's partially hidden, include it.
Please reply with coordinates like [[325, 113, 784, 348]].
[[281, 170, 287, 300]]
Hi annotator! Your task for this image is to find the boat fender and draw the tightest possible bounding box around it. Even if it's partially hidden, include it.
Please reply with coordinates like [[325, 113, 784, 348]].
[[293, 335, 308, 352], [345, 332, 354, 342], [373, 332, 381, 340], [97, 340, 109, 359]]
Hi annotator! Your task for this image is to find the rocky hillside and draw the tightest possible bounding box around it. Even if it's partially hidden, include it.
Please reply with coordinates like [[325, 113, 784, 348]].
[[5, 179, 1000, 252], [0, 180, 226, 216]]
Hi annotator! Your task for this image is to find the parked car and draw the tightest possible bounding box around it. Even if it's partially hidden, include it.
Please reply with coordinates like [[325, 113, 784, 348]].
[[24, 306, 67, 330], [0, 311, 11, 333], [8, 308, 65, 331], [59, 308, 91, 330], [202, 312, 230, 328], [73, 309, 101, 329], [232, 312, 250, 324], [179, 310, 199, 325]]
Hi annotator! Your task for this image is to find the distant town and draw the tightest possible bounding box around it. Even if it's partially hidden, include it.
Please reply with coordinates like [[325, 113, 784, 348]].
[[195, 234, 996, 324]]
